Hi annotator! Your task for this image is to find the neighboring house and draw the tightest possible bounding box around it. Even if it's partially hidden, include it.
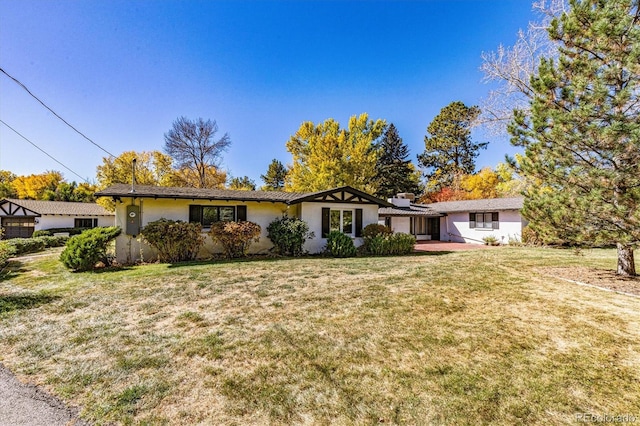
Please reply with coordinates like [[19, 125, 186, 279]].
[[379, 195, 526, 244], [94, 183, 392, 264], [0, 199, 115, 239]]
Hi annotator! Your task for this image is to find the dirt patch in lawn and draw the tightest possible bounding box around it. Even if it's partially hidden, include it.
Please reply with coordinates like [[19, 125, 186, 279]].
[[539, 266, 640, 296]]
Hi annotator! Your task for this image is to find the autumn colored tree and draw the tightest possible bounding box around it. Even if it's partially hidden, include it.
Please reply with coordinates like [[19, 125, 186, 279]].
[[164, 117, 231, 188], [0, 170, 17, 198], [418, 101, 487, 191], [260, 159, 287, 191], [12, 171, 64, 200], [166, 166, 227, 189], [286, 113, 386, 193], [510, 0, 640, 275], [96, 151, 174, 189], [43, 181, 97, 202], [373, 124, 423, 198]]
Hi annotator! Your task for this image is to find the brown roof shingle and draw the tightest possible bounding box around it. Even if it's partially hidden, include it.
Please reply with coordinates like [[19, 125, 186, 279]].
[[2, 199, 113, 216]]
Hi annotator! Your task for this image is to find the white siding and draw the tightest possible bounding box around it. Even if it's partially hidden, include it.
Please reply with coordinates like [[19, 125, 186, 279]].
[[388, 216, 410, 234], [299, 202, 380, 254], [36, 215, 114, 231], [112, 198, 289, 263], [440, 210, 523, 244]]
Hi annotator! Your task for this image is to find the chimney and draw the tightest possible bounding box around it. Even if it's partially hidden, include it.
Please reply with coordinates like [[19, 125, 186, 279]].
[[129, 158, 137, 193]]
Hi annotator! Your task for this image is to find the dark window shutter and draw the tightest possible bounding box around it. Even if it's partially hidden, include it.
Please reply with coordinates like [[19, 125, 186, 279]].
[[93, 218, 98, 227], [355, 208, 363, 237], [237, 205, 247, 221], [492, 212, 499, 229], [469, 213, 476, 229], [321, 208, 330, 238], [189, 205, 201, 223]]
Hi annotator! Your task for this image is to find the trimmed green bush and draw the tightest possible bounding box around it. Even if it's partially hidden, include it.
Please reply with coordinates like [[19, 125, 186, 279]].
[[385, 233, 416, 255], [3, 238, 46, 255], [266, 216, 314, 256], [325, 231, 357, 258], [141, 219, 204, 263], [33, 227, 91, 237], [34, 235, 69, 248], [209, 221, 261, 259], [60, 227, 121, 271], [0, 242, 17, 268], [362, 231, 416, 256]]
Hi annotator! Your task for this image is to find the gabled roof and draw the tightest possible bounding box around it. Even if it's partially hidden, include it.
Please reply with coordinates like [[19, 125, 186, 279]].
[[95, 184, 393, 207], [0, 199, 113, 216], [424, 197, 524, 214]]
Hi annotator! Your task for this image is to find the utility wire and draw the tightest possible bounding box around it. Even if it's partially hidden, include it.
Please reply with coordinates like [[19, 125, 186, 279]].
[[0, 119, 90, 183], [0, 67, 116, 158]]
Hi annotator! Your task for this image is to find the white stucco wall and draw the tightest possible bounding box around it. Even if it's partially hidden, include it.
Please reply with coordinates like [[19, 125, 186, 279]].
[[388, 216, 410, 234], [112, 197, 291, 263], [299, 202, 380, 254], [36, 215, 114, 231], [440, 210, 523, 244]]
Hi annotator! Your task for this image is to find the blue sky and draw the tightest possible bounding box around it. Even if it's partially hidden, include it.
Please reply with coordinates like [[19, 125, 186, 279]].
[[0, 0, 534, 187]]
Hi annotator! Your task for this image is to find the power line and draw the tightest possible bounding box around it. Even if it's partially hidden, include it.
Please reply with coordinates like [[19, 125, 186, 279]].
[[0, 67, 116, 158], [0, 119, 90, 183]]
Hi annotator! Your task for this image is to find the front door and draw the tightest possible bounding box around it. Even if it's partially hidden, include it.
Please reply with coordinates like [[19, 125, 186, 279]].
[[1, 217, 36, 239], [427, 217, 440, 241]]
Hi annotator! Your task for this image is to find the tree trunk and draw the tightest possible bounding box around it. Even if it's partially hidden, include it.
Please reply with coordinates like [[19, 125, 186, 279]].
[[616, 243, 636, 276]]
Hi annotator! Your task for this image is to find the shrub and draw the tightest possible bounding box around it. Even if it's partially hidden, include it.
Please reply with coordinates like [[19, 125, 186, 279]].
[[3, 238, 46, 255], [0, 242, 17, 268], [141, 219, 205, 263], [266, 216, 314, 257], [209, 221, 261, 259], [362, 229, 416, 256], [325, 231, 357, 258], [362, 223, 392, 239], [385, 233, 417, 255], [60, 227, 121, 271], [482, 235, 500, 246], [521, 226, 543, 246], [34, 235, 69, 248], [33, 227, 91, 237]]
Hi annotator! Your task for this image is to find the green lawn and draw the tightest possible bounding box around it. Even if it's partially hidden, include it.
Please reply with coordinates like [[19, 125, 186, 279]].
[[1, 248, 639, 425]]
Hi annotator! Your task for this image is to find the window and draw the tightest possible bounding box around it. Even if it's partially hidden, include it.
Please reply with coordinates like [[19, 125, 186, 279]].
[[410, 217, 427, 235], [330, 209, 353, 234], [189, 205, 247, 227], [75, 218, 98, 228], [469, 212, 499, 230], [322, 207, 363, 237]]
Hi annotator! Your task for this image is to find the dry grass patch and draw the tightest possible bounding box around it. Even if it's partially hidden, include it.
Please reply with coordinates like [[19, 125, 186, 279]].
[[0, 248, 639, 425]]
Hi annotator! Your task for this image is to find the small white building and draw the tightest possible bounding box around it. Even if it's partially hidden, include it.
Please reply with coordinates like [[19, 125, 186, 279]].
[[0, 199, 115, 239], [95, 184, 392, 264], [378, 193, 442, 241]]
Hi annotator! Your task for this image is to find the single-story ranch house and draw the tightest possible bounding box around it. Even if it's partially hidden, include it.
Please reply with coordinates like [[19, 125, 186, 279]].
[[95, 183, 393, 264], [380, 194, 526, 244], [0, 198, 114, 239]]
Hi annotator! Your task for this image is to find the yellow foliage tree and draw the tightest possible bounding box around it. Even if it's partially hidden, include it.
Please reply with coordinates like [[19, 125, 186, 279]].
[[12, 171, 64, 200], [460, 167, 500, 199], [285, 113, 386, 193]]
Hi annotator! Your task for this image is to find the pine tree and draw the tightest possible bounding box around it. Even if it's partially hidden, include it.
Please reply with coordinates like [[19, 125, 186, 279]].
[[418, 101, 487, 189], [510, 0, 640, 275], [228, 176, 256, 191], [260, 159, 287, 191], [373, 124, 422, 198]]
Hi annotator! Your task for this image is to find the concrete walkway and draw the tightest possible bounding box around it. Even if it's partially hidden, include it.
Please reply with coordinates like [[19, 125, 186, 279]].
[[0, 363, 89, 426]]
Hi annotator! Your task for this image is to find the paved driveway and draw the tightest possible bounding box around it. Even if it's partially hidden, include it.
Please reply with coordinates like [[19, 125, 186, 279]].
[[0, 364, 89, 426]]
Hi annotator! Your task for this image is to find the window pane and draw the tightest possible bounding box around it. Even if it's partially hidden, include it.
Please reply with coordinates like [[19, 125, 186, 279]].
[[330, 210, 341, 231], [484, 213, 493, 228], [476, 214, 484, 228], [343, 210, 353, 234], [202, 207, 219, 226], [220, 207, 235, 222]]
